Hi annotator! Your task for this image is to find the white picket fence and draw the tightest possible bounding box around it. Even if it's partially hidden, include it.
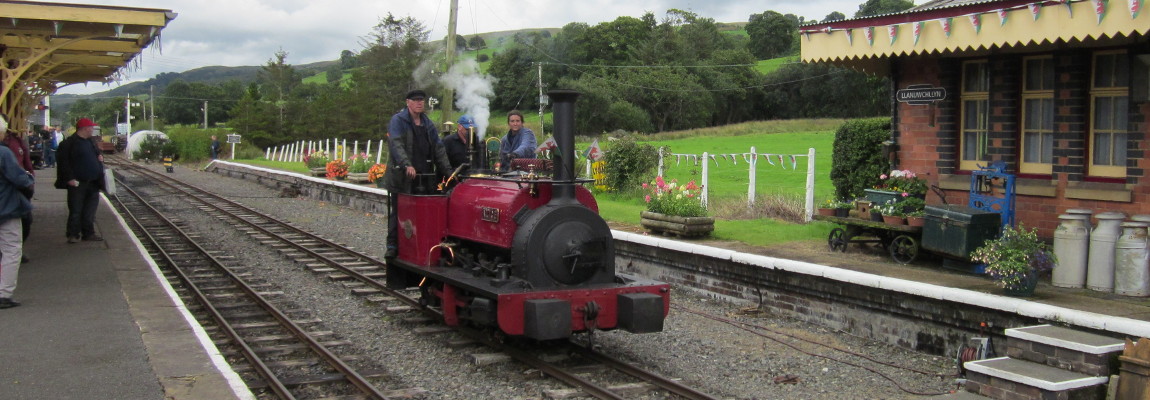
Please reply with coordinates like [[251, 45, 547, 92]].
[[655, 147, 817, 222], [264, 139, 386, 164]]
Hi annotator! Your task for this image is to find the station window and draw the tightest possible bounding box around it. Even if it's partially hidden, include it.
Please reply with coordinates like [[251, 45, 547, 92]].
[[960, 60, 990, 171], [1020, 56, 1055, 175], [1089, 51, 1129, 178]]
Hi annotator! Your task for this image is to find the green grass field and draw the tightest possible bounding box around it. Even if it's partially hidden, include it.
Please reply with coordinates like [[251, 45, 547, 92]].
[[238, 118, 843, 247], [755, 56, 799, 74]]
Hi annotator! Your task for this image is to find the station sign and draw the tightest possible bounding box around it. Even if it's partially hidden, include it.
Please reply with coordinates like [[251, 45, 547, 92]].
[[896, 84, 947, 106], [226, 134, 241, 144]]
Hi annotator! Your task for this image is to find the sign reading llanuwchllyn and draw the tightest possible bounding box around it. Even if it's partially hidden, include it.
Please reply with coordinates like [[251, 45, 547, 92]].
[[896, 84, 946, 105]]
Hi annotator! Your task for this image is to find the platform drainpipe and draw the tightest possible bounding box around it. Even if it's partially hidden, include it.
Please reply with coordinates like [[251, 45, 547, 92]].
[[548, 89, 580, 205]]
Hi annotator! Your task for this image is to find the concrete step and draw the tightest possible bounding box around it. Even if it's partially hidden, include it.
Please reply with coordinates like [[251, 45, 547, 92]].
[[964, 357, 1108, 400], [1006, 324, 1125, 376]]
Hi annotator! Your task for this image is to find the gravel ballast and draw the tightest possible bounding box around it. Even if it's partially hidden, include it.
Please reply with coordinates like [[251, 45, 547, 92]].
[[119, 163, 959, 399]]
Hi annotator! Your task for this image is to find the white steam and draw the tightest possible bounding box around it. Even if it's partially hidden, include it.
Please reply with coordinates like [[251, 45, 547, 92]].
[[440, 58, 496, 139]]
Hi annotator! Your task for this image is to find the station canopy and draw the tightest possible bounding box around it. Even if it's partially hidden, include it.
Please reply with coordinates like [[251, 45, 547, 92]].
[[1, 0, 175, 129]]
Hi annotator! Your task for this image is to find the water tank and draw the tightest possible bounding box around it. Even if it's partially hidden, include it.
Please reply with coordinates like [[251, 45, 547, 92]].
[[1052, 214, 1089, 288], [1114, 221, 1150, 297], [1086, 212, 1126, 292]]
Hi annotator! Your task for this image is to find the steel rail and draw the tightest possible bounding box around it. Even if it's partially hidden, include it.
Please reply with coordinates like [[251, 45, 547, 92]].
[[113, 175, 392, 400]]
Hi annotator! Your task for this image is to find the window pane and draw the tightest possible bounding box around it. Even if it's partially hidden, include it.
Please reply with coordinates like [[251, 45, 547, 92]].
[[1041, 99, 1054, 130], [1024, 131, 1040, 163], [1024, 99, 1041, 129], [1095, 97, 1113, 130], [1116, 132, 1127, 166], [1094, 132, 1112, 165], [964, 132, 982, 161], [964, 62, 987, 92], [1115, 53, 1129, 86], [1026, 60, 1041, 91], [1095, 54, 1115, 88], [1116, 96, 1129, 131], [1041, 132, 1053, 163], [1042, 59, 1055, 90]]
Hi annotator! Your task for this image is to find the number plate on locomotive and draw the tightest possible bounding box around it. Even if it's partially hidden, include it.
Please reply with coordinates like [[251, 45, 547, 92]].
[[481, 207, 500, 223]]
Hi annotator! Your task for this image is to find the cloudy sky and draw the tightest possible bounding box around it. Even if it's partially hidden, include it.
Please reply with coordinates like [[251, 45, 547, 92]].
[[52, 0, 864, 95]]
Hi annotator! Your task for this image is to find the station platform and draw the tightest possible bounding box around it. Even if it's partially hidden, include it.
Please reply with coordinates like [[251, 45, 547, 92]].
[[0, 174, 250, 400]]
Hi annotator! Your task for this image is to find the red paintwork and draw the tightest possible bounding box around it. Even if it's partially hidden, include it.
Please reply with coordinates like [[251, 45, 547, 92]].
[[494, 284, 670, 335], [397, 194, 449, 267], [445, 177, 598, 249]]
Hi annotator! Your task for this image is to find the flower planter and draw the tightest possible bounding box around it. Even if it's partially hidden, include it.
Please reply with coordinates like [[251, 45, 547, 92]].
[[374, 179, 387, 189], [309, 168, 327, 177], [834, 208, 850, 218], [1002, 271, 1039, 297], [347, 172, 371, 183], [906, 216, 925, 227], [882, 215, 906, 225], [864, 189, 924, 205], [817, 208, 835, 216], [640, 211, 714, 238], [869, 210, 883, 222]]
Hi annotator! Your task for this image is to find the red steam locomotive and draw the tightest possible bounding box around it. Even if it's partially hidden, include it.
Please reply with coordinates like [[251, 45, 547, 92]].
[[385, 90, 670, 340]]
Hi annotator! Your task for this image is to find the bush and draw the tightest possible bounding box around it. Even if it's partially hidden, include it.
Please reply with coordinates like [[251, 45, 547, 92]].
[[830, 117, 890, 200], [165, 126, 231, 163], [133, 135, 176, 163], [602, 138, 659, 192]]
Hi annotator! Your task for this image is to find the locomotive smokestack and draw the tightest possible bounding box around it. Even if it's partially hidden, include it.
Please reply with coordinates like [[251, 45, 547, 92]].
[[548, 89, 580, 202]]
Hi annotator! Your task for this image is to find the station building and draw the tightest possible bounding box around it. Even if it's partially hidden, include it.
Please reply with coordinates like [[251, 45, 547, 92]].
[[0, 0, 174, 131], [801, 0, 1150, 236]]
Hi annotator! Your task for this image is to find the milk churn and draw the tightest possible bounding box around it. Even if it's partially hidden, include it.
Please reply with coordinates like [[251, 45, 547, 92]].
[[1066, 208, 1094, 233], [1114, 221, 1150, 297], [1052, 214, 1090, 288], [1087, 212, 1126, 292]]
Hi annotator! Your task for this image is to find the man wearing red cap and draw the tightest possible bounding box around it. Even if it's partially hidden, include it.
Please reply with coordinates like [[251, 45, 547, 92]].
[[54, 118, 105, 243]]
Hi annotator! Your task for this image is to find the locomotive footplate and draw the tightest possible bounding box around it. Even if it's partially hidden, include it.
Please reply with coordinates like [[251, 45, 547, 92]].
[[386, 259, 670, 339]]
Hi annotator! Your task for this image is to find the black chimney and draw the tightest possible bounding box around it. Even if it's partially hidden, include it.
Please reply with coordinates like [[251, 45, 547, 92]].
[[548, 89, 580, 203]]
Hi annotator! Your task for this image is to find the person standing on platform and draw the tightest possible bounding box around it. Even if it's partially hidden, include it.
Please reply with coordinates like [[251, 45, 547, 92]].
[[383, 89, 452, 258], [210, 135, 221, 160], [0, 116, 34, 309], [498, 110, 536, 169], [4, 128, 35, 263], [55, 118, 105, 244], [42, 127, 58, 168]]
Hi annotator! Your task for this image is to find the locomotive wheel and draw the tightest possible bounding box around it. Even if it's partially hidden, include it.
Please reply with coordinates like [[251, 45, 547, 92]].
[[888, 235, 919, 264], [828, 228, 847, 252]]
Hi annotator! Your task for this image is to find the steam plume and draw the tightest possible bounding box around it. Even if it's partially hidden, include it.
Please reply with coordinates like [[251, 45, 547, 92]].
[[440, 58, 496, 139]]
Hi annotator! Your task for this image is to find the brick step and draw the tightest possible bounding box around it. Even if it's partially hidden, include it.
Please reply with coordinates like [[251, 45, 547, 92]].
[[964, 357, 1108, 400], [1006, 324, 1125, 376], [925, 391, 986, 399]]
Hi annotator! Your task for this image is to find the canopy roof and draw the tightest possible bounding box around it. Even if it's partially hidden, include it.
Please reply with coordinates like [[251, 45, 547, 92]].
[[1, 0, 175, 128], [800, 0, 1149, 74]]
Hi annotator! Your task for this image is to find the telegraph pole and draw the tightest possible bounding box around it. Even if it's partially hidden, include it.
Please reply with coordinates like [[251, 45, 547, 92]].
[[537, 62, 544, 135], [442, 0, 458, 125], [125, 94, 132, 133], [149, 85, 155, 131], [202, 101, 208, 129]]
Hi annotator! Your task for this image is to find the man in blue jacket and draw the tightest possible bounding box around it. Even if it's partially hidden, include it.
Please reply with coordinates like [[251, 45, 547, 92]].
[[0, 116, 34, 309], [383, 90, 451, 258]]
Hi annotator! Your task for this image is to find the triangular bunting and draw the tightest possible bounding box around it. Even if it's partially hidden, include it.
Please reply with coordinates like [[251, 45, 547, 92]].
[[969, 13, 982, 34], [997, 9, 1008, 26], [1029, 3, 1042, 20], [864, 26, 875, 46], [1061, 0, 1074, 18], [1132, 0, 1143, 18], [887, 25, 898, 45], [846, 28, 853, 46], [764, 154, 776, 166], [1093, 0, 1107, 24], [939, 18, 952, 38], [791, 155, 798, 171], [913, 21, 923, 45]]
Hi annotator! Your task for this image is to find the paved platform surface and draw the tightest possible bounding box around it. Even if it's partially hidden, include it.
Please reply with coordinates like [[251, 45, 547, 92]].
[[0, 173, 249, 400]]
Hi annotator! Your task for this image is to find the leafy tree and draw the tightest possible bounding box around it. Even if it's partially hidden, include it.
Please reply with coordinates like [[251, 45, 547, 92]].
[[746, 11, 797, 59], [339, 50, 358, 69], [476, 54, 489, 63], [487, 46, 540, 111], [467, 35, 486, 49], [760, 62, 890, 119], [823, 11, 847, 22], [854, 0, 915, 18]]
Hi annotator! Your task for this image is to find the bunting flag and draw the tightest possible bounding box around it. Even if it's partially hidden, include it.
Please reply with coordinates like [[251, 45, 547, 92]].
[[114, 24, 124, 38], [1093, 0, 1107, 24], [729, 154, 738, 165], [887, 24, 898, 45], [1029, 3, 1042, 20], [777, 155, 786, 169], [821, 26, 832, 33], [803, 31, 811, 41], [969, 13, 982, 34], [864, 26, 875, 46], [583, 139, 603, 161], [790, 155, 798, 171], [53, 21, 62, 36], [763, 154, 776, 166], [709, 155, 719, 166], [1060, 0, 1074, 18], [537, 136, 557, 153], [997, 9, 1009, 26], [1132, 0, 1143, 18], [846, 28, 853, 45], [913, 21, 923, 45], [742, 153, 753, 164], [938, 18, 952, 38]]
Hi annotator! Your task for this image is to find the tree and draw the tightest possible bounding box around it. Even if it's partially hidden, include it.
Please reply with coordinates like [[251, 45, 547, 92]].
[[746, 11, 797, 59], [823, 11, 847, 22], [467, 35, 486, 49], [257, 50, 300, 135], [854, 0, 915, 18], [339, 50, 358, 69]]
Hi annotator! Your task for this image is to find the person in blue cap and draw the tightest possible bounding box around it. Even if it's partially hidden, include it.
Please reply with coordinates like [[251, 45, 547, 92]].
[[443, 114, 476, 170]]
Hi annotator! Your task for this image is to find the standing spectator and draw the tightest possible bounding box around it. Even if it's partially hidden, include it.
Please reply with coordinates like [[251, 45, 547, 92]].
[[4, 129, 34, 262], [210, 135, 221, 160], [383, 89, 452, 258], [55, 118, 105, 243], [43, 127, 57, 168], [0, 117, 34, 309], [498, 110, 537, 169]]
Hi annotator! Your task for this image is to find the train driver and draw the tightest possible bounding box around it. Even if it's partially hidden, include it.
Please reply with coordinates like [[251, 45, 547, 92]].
[[383, 89, 452, 259], [443, 114, 476, 171]]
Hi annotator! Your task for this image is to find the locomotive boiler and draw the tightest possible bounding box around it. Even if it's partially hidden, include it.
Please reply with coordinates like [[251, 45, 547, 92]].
[[385, 90, 670, 340]]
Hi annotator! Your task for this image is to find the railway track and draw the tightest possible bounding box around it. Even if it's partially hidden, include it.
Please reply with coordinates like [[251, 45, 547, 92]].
[[110, 160, 719, 400]]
